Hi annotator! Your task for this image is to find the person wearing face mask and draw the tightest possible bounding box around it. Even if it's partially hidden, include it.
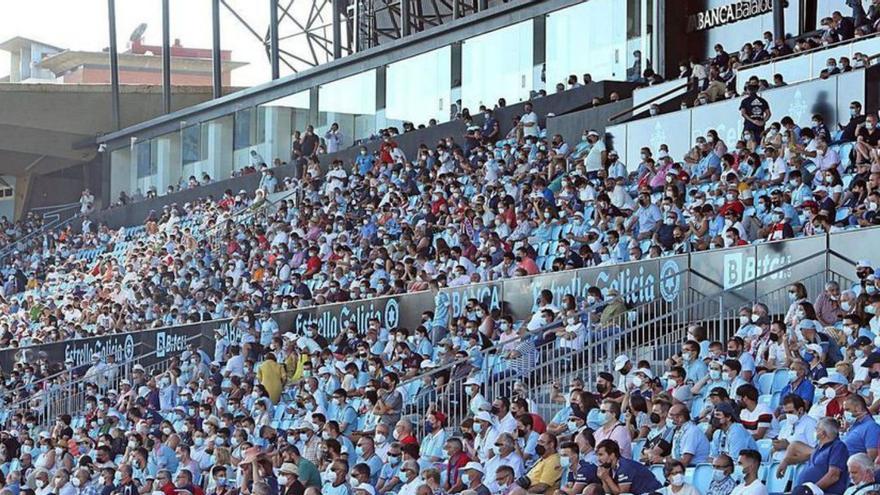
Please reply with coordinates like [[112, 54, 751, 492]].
[[706, 453, 737, 495], [639, 401, 673, 465], [811, 373, 850, 421], [657, 460, 700, 495], [275, 463, 305, 495], [729, 449, 766, 495], [709, 403, 757, 461], [841, 394, 880, 461], [765, 206, 793, 241], [582, 130, 607, 178], [556, 441, 598, 495], [739, 84, 771, 144], [771, 395, 818, 475], [627, 191, 662, 242], [779, 362, 816, 408], [792, 417, 850, 495], [595, 439, 660, 495], [593, 400, 632, 459], [481, 433, 523, 493], [663, 402, 709, 468]]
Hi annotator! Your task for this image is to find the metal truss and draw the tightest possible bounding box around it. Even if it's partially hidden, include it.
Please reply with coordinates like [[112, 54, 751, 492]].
[[221, 0, 491, 74]]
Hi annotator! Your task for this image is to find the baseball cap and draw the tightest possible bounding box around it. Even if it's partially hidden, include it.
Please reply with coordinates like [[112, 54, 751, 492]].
[[462, 462, 484, 474], [818, 372, 848, 386], [613, 355, 630, 371]]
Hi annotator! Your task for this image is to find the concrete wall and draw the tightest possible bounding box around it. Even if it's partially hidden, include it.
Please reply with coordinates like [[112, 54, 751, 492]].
[[545, 99, 634, 148]]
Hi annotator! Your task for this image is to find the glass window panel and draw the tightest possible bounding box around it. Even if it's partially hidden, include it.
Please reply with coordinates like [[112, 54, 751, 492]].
[[386, 47, 452, 125], [136, 140, 152, 178], [234, 108, 252, 150], [318, 70, 377, 145], [182, 125, 204, 165], [461, 20, 533, 111], [546, 0, 627, 86]]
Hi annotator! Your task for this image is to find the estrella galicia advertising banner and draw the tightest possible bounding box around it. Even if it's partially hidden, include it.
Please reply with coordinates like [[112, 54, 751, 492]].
[[0, 323, 205, 371]]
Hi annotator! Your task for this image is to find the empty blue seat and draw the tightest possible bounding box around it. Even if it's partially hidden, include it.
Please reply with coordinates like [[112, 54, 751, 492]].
[[757, 438, 773, 462], [766, 462, 795, 493], [632, 439, 646, 461], [771, 369, 790, 393], [692, 464, 713, 494], [758, 372, 774, 395], [650, 464, 665, 485]]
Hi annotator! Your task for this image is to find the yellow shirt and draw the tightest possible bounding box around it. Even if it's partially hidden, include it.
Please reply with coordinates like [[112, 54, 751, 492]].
[[527, 453, 562, 493]]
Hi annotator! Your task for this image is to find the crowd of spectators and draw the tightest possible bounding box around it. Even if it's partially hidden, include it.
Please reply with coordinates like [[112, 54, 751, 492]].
[[3, 7, 880, 495]]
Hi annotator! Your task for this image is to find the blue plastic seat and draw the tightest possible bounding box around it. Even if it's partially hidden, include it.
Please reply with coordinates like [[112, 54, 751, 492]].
[[757, 372, 774, 395], [766, 462, 795, 493], [632, 439, 646, 461], [757, 438, 773, 462], [771, 369, 790, 393], [650, 464, 665, 485], [692, 464, 713, 494]]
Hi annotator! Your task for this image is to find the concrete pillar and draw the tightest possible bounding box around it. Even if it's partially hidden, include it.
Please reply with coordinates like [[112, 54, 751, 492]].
[[207, 117, 233, 181], [264, 106, 293, 165], [155, 132, 182, 193]]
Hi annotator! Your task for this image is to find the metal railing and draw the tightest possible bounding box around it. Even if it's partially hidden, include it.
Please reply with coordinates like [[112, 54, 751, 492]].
[[402, 253, 852, 437], [401, 265, 690, 437], [4, 335, 200, 430], [0, 205, 80, 263]]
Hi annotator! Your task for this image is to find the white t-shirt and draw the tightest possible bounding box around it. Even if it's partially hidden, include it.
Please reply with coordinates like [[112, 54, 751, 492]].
[[521, 111, 539, 137], [659, 484, 702, 495], [731, 479, 769, 495], [585, 139, 607, 172], [773, 414, 817, 460]]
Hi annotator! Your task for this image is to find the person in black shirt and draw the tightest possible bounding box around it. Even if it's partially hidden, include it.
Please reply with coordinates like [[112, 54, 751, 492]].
[[832, 11, 856, 41], [856, 114, 880, 164], [712, 44, 730, 67], [556, 239, 583, 269], [112, 465, 138, 495], [771, 38, 793, 58], [841, 101, 867, 142], [751, 40, 770, 63], [739, 85, 771, 144], [299, 125, 319, 158]]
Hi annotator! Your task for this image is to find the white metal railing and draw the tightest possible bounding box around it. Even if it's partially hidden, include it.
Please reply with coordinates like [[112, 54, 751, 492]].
[[402, 253, 851, 437], [4, 335, 200, 431]]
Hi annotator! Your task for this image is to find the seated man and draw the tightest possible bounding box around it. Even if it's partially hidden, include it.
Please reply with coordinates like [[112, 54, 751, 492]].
[[772, 395, 817, 465], [792, 417, 849, 495], [595, 439, 661, 495]]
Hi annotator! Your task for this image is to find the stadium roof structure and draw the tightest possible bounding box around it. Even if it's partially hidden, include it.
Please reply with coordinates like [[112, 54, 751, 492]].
[[0, 83, 232, 176]]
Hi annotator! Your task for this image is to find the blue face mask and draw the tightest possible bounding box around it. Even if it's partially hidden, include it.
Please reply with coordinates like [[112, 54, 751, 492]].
[[732, 465, 745, 483], [461, 473, 470, 485], [801, 351, 815, 362], [712, 469, 727, 481], [586, 409, 603, 430]]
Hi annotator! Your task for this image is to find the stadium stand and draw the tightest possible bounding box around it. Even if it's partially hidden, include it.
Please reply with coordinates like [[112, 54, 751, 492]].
[[4, 4, 880, 495]]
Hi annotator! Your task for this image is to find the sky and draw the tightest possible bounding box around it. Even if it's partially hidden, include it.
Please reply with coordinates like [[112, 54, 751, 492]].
[[0, 0, 326, 87]]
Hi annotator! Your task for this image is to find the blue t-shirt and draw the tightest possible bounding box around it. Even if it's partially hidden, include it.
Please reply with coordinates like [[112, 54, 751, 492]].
[[710, 423, 757, 459], [780, 379, 816, 407], [796, 439, 849, 495], [432, 292, 450, 328], [613, 457, 662, 495], [844, 415, 880, 456], [672, 422, 710, 465]]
